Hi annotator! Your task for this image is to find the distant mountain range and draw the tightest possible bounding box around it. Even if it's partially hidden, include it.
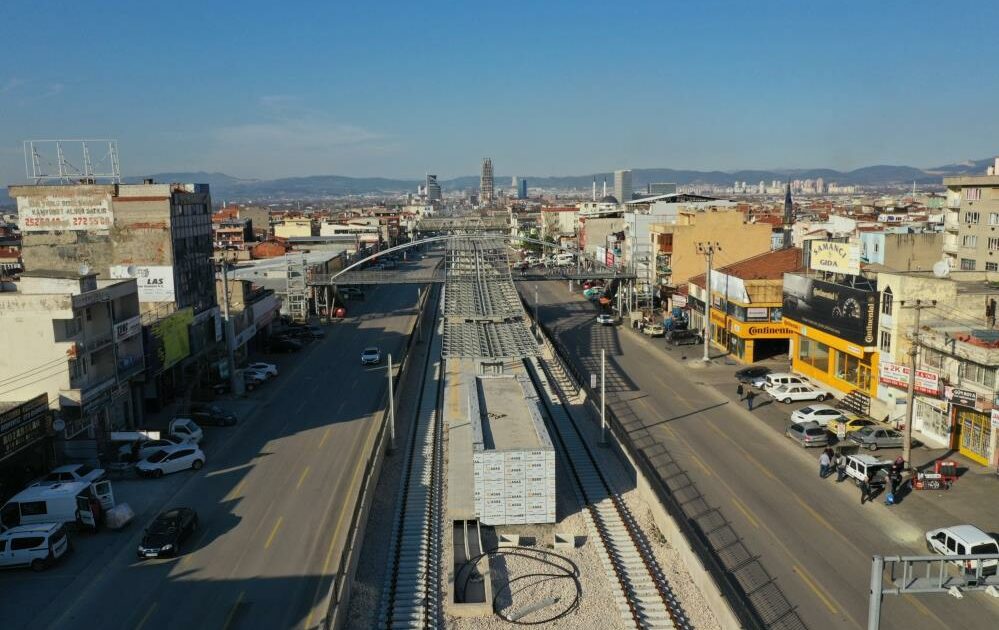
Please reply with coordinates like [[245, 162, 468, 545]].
[[2, 158, 993, 205]]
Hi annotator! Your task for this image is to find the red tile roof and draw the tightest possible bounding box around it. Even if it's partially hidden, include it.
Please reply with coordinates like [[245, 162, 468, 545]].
[[690, 247, 804, 288]]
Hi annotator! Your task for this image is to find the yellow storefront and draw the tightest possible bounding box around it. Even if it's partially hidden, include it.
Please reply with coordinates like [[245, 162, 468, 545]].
[[783, 318, 879, 398], [707, 306, 793, 363]]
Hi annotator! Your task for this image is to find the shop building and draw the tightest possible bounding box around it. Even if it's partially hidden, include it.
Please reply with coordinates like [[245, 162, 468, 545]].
[[0, 394, 53, 500], [686, 248, 804, 363]]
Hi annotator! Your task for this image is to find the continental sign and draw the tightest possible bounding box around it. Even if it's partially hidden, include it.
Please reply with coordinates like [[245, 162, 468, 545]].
[[729, 321, 796, 339], [782, 274, 878, 346], [809, 240, 860, 276]]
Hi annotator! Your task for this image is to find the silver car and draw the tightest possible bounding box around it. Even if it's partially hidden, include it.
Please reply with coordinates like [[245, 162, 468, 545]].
[[785, 421, 829, 448], [848, 426, 905, 451]]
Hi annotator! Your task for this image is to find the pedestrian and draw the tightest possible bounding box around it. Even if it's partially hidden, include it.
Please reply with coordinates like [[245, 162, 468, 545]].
[[819, 449, 831, 478], [860, 473, 871, 505], [736, 384, 745, 400], [746, 390, 756, 410]]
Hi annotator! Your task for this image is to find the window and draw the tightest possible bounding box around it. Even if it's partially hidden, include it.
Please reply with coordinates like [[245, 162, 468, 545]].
[[965, 211, 980, 224], [987, 262, 998, 272], [960, 258, 976, 271], [881, 288, 893, 316], [20, 501, 47, 516], [835, 352, 872, 390], [922, 348, 945, 369], [960, 362, 996, 388], [962, 235, 978, 248], [11, 536, 44, 551], [990, 213, 999, 226], [989, 237, 999, 251], [798, 337, 830, 372], [879, 330, 892, 353], [965, 188, 982, 201]]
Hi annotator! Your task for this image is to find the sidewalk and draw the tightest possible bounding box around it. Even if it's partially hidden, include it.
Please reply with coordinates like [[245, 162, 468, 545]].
[[621, 323, 999, 531]]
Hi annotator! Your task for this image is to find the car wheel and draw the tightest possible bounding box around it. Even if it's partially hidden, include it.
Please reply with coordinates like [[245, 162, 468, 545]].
[[818, 393, 829, 401], [154, 469, 164, 479], [192, 459, 204, 470], [30, 559, 45, 572], [782, 398, 792, 404], [867, 443, 877, 451]]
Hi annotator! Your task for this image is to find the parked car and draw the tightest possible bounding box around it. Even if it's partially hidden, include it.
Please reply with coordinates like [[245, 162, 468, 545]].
[[642, 323, 665, 337], [267, 337, 303, 354], [306, 324, 325, 339], [340, 286, 365, 300], [925, 525, 999, 576], [755, 372, 809, 390], [237, 367, 271, 388], [848, 426, 907, 451], [186, 404, 237, 427], [246, 362, 278, 378], [0, 523, 70, 571], [790, 404, 847, 427], [827, 415, 879, 436], [1, 480, 114, 531], [32, 464, 106, 487], [769, 383, 830, 403], [118, 435, 193, 461], [735, 366, 771, 383], [596, 313, 619, 325], [286, 327, 316, 341], [136, 445, 206, 478], [843, 454, 892, 486], [168, 418, 203, 444], [136, 508, 199, 559], [361, 347, 382, 365], [785, 421, 829, 448], [666, 328, 702, 346], [583, 287, 604, 300]]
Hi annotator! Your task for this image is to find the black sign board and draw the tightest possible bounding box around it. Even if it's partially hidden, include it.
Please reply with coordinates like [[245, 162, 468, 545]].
[[0, 393, 49, 460], [783, 274, 879, 346]]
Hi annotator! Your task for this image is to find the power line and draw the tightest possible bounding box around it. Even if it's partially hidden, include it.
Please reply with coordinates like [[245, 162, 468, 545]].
[[0, 355, 69, 387]]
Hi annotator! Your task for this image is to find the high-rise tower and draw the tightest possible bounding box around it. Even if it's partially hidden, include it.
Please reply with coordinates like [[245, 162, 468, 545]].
[[614, 169, 633, 204], [782, 182, 794, 249], [480, 158, 494, 204]]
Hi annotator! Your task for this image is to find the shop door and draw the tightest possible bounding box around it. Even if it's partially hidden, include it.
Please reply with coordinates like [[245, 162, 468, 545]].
[[956, 408, 992, 466]]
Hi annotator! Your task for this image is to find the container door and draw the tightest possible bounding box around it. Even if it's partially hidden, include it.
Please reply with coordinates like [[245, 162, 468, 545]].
[[93, 481, 115, 511], [76, 494, 97, 528], [0, 502, 21, 529]]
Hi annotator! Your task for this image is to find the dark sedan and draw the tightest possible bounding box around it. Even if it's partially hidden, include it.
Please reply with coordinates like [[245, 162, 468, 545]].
[[137, 508, 199, 559], [735, 366, 772, 383], [188, 404, 237, 427]]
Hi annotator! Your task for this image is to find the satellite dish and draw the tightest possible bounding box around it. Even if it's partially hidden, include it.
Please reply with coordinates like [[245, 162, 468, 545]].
[[126, 265, 137, 276], [932, 260, 950, 278], [78, 263, 91, 276], [52, 418, 66, 432]]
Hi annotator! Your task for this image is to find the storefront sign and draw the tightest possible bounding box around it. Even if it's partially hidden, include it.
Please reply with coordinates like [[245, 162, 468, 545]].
[[709, 270, 750, 303], [0, 394, 48, 460], [110, 265, 176, 303], [710, 309, 726, 328], [945, 386, 979, 408], [672, 294, 687, 308], [809, 240, 860, 275], [17, 194, 112, 232], [991, 409, 999, 430], [746, 307, 769, 321], [782, 273, 878, 346], [605, 250, 616, 267], [879, 362, 941, 396], [740, 323, 796, 339], [113, 315, 142, 342]]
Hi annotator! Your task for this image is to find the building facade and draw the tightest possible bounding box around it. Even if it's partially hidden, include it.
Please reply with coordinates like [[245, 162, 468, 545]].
[[614, 169, 633, 204], [943, 160, 999, 272], [480, 158, 494, 204]]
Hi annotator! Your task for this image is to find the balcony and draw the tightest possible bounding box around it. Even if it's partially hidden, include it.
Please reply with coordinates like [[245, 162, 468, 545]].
[[946, 199, 961, 210], [82, 331, 113, 353]]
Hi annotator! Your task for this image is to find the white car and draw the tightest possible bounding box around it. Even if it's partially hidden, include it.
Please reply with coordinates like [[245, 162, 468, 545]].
[[0, 523, 70, 571], [361, 347, 382, 365], [246, 362, 278, 378], [925, 525, 999, 575], [754, 372, 809, 390], [136, 445, 206, 478], [168, 418, 204, 444], [241, 367, 272, 382], [790, 404, 846, 427], [769, 383, 830, 403], [33, 464, 106, 487], [596, 313, 619, 325], [118, 435, 193, 461]]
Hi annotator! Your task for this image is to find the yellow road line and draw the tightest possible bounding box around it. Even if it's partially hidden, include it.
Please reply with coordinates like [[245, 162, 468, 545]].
[[225, 478, 246, 502], [222, 591, 245, 630], [730, 497, 759, 529], [794, 495, 837, 535], [689, 454, 713, 477], [793, 565, 838, 614], [135, 601, 157, 630], [264, 516, 284, 549], [318, 427, 331, 448], [296, 466, 311, 490]]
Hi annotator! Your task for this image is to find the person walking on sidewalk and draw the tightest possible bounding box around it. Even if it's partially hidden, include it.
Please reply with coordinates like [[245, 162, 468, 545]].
[[736, 384, 745, 401], [819, 449, 832, 478], [860, 473, 871, 505], [746, 390, 757, 410]]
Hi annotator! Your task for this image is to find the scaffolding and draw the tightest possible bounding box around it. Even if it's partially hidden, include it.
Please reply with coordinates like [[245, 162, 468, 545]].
[[285, 253, 309, 323]]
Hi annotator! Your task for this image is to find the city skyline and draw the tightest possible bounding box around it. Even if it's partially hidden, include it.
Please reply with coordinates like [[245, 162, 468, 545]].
[[2, 1, 999, 186]]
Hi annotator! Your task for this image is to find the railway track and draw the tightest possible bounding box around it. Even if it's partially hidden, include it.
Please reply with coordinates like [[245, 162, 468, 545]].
[[376, 289, 446, 630], [525, 355, 690, 630]]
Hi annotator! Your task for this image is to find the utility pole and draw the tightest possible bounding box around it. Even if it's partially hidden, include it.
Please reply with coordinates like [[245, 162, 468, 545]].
[[600, 348, 607, 445], [901, 299, 935, 468], [387, 353, 396, 453], [219, 261, 242, 396], [534, 285, 540, 341], [696, 242, 720, 363]]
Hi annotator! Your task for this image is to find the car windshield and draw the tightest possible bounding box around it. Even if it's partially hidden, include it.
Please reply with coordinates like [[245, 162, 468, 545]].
[[800, 407, 815, 414], [149, 519, 177, 535], [146, 450, 169, 463], [75, 465, 94, 476], [805, 428, 826, 436], [363, 348, 377, 355]]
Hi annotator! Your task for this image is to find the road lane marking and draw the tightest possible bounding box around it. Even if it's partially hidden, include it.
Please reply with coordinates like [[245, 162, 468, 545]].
[[296, 400, 307, 413], [135, 601, 157, 630], [730, 497, 759, 529], [794, 495, 837, 535], [225, 478, 247, 502], [222, 591, 244, 630], [296, 466, 311, 490], [793, 564, 838, 614], [265, 516, 284, 549], [318, 427, 331, 448], [706, 424, 777, 480], [689, 454, 713, 477]]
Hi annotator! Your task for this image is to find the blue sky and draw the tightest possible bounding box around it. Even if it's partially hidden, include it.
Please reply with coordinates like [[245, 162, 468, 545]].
[[1, 0, 997, 183]]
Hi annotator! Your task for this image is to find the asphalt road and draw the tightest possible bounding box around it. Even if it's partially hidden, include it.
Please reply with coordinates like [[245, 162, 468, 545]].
[[24, 262, 431, 630], [528, 280, 999, 630]]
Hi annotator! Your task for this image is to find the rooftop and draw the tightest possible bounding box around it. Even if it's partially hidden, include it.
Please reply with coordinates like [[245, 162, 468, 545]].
[[690, 247, 804, 288], [476, 374, 544, 450]]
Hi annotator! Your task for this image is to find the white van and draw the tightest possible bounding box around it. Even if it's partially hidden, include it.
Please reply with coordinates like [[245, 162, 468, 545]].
[[554, 253, 576, 267], [0, 523, 70, 571], [0, 480, 115, 532], [925, 525, 999, 576], [757, 372, 809, 391]]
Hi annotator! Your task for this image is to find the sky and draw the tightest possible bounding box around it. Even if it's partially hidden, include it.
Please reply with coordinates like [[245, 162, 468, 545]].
[[1, 0, 998, 184]]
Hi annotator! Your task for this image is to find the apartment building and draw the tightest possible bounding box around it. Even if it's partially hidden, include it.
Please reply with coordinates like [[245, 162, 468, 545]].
[[943, 158, 999, 272]]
